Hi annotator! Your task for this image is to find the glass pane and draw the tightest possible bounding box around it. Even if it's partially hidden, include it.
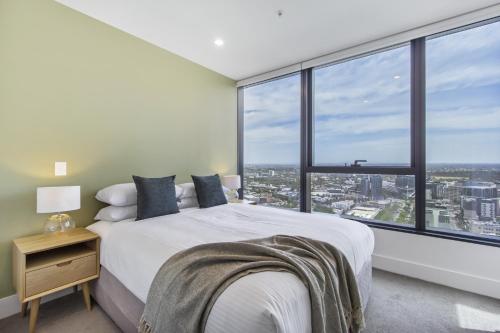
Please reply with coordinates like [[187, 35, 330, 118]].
[[426, 21, 500, 238], [313, 45, 411, 166], [243, 74, 300, 210], [311, 173, 415, 226]]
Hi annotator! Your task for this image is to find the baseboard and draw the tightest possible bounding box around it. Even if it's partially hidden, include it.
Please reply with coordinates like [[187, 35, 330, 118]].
[[372, 253, 500, 299], [0, 288, 75, 320]]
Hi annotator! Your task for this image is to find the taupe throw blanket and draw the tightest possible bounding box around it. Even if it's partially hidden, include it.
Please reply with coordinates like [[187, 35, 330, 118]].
[[139, 235, 365, 333]]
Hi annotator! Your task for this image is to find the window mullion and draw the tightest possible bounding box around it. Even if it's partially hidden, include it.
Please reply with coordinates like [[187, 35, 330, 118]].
[[412, 38, 426, 232]]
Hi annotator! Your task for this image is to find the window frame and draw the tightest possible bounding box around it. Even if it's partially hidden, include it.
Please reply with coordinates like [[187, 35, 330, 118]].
[[237, 17, 500, 248]]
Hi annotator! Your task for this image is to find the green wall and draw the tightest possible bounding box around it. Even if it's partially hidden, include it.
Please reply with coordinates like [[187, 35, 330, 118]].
[[0, 0, 236, 298]]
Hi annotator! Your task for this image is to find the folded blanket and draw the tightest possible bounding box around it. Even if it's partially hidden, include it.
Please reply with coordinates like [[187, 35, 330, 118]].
[[139, 235, 365, 333]]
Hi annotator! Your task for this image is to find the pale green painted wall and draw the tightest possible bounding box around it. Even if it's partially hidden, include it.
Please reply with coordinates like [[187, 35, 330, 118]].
[[0, 0, 236, 298]]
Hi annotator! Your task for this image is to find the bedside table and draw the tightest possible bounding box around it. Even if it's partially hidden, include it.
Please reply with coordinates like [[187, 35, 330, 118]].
[[12, 228, 100, 333]]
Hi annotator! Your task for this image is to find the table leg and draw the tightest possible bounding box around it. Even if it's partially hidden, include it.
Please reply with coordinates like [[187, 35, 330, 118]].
[[21, 302, 28, 317], [28, 298, 40, 333], [81, 282, 91, 311]]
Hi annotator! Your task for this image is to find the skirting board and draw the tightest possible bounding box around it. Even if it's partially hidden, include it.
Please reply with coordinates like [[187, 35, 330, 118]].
[[372, 254, 500, 299], [0, 288, 74, 321]]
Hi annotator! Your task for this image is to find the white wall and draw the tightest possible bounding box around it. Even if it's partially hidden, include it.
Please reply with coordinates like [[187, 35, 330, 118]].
[[371, 228, 500, 299]]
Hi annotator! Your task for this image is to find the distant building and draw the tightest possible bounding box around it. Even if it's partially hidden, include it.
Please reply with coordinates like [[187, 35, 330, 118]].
[[444, 184, 461, 204], [332, 200, 354, 211], [479, 199, 496, 222], [462, 181, 497, 198], [396, 175, 415, 189], [370, 175, 383, 200], [426, 189, 432, 201], [471, 221, 500, 237], [461, 181, 498, 221], [461, 197, 478, 220], [426, 182, 445, 199], [438, 210, 451, 225], [359, 177, 370, 197], [425, 209, 434, 226]]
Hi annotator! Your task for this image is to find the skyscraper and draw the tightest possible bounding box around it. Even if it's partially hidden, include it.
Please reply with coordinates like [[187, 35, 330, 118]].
[[370, 175, 383, 200], [360, 177, 370, 197]]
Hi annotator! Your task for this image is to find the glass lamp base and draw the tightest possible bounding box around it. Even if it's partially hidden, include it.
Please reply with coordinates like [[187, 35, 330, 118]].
[[44, 214, 75, 233], [227, 189, 239, 203]]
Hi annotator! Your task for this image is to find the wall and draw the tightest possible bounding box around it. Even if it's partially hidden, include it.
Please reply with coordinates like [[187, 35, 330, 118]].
[[372, 228, 500, 299], [0, 0, 236, 299]]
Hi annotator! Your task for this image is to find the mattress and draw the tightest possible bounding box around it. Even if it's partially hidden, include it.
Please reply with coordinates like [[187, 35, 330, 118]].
[[88, 203, 374, 333]]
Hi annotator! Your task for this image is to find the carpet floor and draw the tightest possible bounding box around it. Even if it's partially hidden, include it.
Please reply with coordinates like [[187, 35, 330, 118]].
[[1, 269, 499, 333]]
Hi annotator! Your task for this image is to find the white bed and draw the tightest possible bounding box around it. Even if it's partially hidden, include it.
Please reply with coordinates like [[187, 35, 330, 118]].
[[88, 203, 374, 333]]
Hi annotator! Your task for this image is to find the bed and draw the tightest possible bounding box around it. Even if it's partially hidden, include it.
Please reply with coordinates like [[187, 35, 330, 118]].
[[87, 203, 374, 333]]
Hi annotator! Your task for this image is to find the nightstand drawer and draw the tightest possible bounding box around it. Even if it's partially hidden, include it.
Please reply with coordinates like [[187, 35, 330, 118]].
[[25, 254, 97, 297]]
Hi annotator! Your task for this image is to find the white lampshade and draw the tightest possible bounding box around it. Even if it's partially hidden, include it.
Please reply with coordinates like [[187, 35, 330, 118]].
[[222, 175, 241, 190], [37, 186, 80, 213]]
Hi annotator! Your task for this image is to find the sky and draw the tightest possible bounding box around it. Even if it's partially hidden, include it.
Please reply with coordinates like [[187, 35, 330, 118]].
[[243, 20, 500, 166]]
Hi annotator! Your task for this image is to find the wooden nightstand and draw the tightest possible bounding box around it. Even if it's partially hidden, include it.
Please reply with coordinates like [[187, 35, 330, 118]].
[[12, 228, 100, 333]]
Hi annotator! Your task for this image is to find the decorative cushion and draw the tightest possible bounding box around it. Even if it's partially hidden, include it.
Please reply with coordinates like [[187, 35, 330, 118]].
[[133, 175, 179, 220], [191, 174, 228, 208]]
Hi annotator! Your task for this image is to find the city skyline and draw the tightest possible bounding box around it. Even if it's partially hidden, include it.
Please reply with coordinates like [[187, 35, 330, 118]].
[[243, 164, 500, 238]]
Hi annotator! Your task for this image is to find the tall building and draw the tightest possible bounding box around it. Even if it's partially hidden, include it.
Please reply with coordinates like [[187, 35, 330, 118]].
[[370, 175, 383, 200], [480, 199, 497, 222], [359, 177, 370, 197]]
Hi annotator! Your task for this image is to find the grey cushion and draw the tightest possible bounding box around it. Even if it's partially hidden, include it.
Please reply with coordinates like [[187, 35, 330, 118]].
[[191, 174, 228, 208], [133, 175, 179, 220]]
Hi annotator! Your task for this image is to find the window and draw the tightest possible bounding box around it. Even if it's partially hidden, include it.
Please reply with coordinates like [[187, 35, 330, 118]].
[[426, 20, 500, 238], [242, 74, 301, 210], [313, 45, 411, 166], [238, 18, 500, 246]]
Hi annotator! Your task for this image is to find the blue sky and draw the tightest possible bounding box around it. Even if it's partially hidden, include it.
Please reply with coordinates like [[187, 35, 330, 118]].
[[244, 20, 500, 165]]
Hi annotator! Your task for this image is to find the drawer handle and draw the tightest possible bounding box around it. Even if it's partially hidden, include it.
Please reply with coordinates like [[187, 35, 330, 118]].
[[56, 260, 73, 267]]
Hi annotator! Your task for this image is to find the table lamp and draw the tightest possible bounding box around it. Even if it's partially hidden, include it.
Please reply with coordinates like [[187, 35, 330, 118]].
[[222, 175, 241, 202], [37, 186, 80, 233]]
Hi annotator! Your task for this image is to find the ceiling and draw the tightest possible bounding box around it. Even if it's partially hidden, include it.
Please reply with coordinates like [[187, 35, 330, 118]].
[[56, 0, 500, 80]]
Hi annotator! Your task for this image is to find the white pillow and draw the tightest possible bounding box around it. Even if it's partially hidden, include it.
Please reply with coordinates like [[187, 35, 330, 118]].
[[178, 182, 230, 199], [95, 205, 137, 222], [96, 182, 183, 206], [178, 197, 199, 209], [178, 182, 196, 199]]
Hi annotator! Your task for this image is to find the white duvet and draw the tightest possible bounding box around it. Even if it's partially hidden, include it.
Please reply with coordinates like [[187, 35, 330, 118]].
[[88, 203, 374, 333]]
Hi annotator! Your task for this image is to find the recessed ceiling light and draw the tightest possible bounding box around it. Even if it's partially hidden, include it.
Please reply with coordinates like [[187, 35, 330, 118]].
[[393, 75, 401, 79], [363, 100, 369, 103], [214, 38, 224, 47]]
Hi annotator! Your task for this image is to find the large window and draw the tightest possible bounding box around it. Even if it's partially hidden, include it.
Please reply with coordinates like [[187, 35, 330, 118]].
[[426, 21, 500, 237], [239, 18, 500, 245], [242, 74, 301, 210]]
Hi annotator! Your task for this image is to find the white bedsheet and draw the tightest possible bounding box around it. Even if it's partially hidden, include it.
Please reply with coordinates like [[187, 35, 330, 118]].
[[88, 204, 374, 333]]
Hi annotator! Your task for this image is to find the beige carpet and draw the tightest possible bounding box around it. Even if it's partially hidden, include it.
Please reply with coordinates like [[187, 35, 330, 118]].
[[1, 269, 499, 333]]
